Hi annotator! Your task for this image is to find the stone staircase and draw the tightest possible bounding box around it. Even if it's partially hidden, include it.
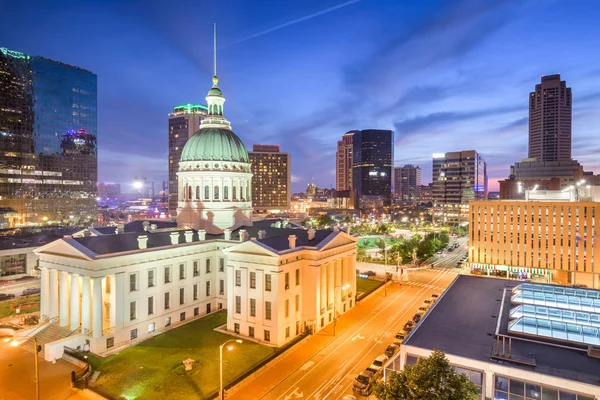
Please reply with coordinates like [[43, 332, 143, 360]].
[[22, 323, 73, 357]]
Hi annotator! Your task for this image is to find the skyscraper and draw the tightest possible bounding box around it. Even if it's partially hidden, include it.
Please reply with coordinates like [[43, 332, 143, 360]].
[[432, 150, 487, 223], [336, 131, 355, 191], [168, 104, 207, 215], [0, 47, 97, 226], [249, 144, 291, 212], [394, 165, 421, 203], [352, 129, 394, 209], [529, 74, 572, 162]]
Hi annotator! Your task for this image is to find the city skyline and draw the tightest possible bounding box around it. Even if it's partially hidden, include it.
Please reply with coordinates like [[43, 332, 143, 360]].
[[3, 1, 600, 192]]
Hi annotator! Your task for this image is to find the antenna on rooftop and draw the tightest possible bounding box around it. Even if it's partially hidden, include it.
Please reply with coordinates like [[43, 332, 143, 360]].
[[213, 23, 217, 78]]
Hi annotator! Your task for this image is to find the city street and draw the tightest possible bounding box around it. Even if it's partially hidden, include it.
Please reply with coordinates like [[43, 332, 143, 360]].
[[227, 267, 459, 400], [0, 279, 41, 297]]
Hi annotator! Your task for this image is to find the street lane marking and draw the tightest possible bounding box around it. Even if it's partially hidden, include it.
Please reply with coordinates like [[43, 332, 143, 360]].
[[350, 334, 364, 341], [299, 361, 314, 371], [284, 387, 304, 400]]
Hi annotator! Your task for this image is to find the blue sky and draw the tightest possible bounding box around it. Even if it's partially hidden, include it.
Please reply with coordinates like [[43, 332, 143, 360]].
[[2, 0, 600, 192]]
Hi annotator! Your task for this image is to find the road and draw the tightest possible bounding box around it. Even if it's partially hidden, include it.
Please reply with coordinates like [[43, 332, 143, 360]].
[[0, 279, 40, 296], [227, 267, 459, 400]]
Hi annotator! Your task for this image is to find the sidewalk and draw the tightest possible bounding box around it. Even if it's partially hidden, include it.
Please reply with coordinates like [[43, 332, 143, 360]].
[[227, 282, 394, 399]]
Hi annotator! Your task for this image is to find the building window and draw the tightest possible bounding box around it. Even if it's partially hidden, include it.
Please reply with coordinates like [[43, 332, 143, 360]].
[[265, 301, 272, 320], [194, 307, 199, 316], [106, 337, 114, 348], [218, 302, 223, 310], [250, 298, 256, 317], [129, 273, 137, 292], [250, 272, 256, 289], [130, 329, 138, 340], [234, 323, 240, 334], [295, 269, 300, 286], [165, 317, 171, 327], [164, 267, 171, 284], [249, 326, 254, 338], [196, 186, 200, 200], [285, 272, 289, 289], [296, 321, 300, 335], [265, 274, 271, 291], [235, 270, 241, 286], [180, 312, 185, 321], [148, 297, 154, 315], [179, 263, 185, 280], [164, 292, 170, 310], [130, 301, 136, 321], [224, 186, 229, 200], [264, 330, 270, 342], [193, 261, 199, 277], [295, 295, 299, 312], [214, 185, 219, 200], [148, 323, 155, 333], [206, 259, 211, 273], [285, 327, 290, 338], [204, 185, 209, 200], [219, 258, 224, 272], [206, 280, 211, 296], [193, 284, 198, 300], [233, 186, 237, 200], [180, 288, 185, 305], [219, 279, 224, 295], [235, 296, 241, 314], [148, 270, 155, 287]]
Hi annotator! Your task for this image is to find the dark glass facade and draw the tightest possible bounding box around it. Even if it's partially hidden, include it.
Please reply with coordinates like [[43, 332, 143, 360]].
[[351, 129, 394, 208], [0, 47, 97, 226]]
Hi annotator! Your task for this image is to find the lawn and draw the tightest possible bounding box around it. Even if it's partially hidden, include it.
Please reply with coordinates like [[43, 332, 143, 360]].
[[0, 295, 40, 319], [356, 278, 383, 299], [357, 236, 393, 249], [88, 311, 275, 400]]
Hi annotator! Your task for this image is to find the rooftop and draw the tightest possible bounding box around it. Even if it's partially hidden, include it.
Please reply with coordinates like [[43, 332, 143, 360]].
[[405, 275, 600, 387]]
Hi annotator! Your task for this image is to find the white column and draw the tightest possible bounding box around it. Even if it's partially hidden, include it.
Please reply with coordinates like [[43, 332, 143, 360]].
[[70, 274, 81, 330], [40, 267, 50, 320], [59, 271, 70, 326], [49, 269, 59, 319], [92, 277, 103, 338], [81, 276, 91, 333], [115, 273, 125, 330]]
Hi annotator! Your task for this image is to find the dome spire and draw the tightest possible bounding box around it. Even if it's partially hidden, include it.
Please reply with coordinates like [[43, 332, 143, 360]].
[[203, 23, 229, 128], [213, 23, 218, 87]]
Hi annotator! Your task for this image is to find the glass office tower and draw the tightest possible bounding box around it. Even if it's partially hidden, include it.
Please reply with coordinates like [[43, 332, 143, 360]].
[[0, 47, 97, 226]]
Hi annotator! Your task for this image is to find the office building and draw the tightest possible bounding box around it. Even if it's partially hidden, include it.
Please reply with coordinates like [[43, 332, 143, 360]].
[[499, 177, 561, 199], [468, 195, 600, 288], [97, 182, 121, 197], [249, 144, 291, 212], [432, 150, 487, 223], [529, 74, 572, 162], [0, 46, 97, 226], [336, 131, 355, 191], [385, 275, 600, 399], [352, 129, 394, 209], [394, 165, 421, 203], [306, 183, 317, 198], [419, 183, 434, 204], [168, 104, 208, 215]]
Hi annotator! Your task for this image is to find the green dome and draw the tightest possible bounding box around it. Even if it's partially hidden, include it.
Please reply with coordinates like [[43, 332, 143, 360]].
[[180, 127, 249, 163]]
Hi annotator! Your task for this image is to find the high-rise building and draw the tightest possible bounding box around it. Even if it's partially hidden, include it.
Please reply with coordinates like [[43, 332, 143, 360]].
[[394, 165, 421, 203], [529, 74, 572, 162], [249, 144, 291, 212], [419, 183, 434, 204], [168, 104, 207, 215], [306, 183, 317, 198], [336, 131, 355, 191], [432, 150, 487, 223], [0, 47, 97, 226], [97, 182, 121, 197], [352, 129, 394, 209]]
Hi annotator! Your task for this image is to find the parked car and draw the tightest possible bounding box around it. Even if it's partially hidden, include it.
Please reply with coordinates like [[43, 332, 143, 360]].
[[418, 306, 428, 313], [367, 355, 389, 379], [395, 330, 407, 342], [22, 287, 41, 296], [385, 343, 400, 358], [366, 270, 376, 277], [0, 293, 16, 301], [353, 370, 376, 396], [431, 293, 440, 298], [423, 299, 432, 305], [404, 320, 415, 331], [413, 313, 422, 323], [436, 250, 443, 255]]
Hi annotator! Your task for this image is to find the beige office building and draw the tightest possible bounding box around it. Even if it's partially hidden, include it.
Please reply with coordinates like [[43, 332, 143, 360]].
[[468, 200, 600, 288]]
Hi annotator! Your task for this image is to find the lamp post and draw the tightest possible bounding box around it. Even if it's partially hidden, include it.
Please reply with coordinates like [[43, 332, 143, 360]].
[[219, 339, 242, 400], [333, 283, 351, 336]]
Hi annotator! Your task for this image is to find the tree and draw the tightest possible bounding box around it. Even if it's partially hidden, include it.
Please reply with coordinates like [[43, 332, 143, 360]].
[[374, 350, 479, 400], [315, 214, 335, 229]]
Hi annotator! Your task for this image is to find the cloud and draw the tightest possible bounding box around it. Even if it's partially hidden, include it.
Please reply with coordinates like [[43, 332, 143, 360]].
[[291, 175, 300, 183]]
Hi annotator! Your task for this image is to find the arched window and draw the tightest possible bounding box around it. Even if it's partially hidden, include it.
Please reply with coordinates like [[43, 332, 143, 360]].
[[195, 186, 200, 200], [188, 186, 192, 201], [214, 185, 220, 200], [246, 186, 250, 201], [224, 186, 229, 200], [182, 186, 186, 201], [204, 185, 209, 200], [232, 186, 237, 200]]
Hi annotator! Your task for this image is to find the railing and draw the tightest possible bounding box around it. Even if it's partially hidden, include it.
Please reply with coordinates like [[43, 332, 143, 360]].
[[83, 328, 93, 337], [16, 317, 57, 344], [102, 326, 115, 336], [67, 324, 81, 337], [40, 314, 49, 322]]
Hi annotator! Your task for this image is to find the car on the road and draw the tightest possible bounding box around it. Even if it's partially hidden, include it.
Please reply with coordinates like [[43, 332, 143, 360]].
[[413, 313, 422, 323], [22, 287, 41, 296], [418, 306, 428, 313], [394, 330, 407, 342], [431, 293, 440, 299], [436, 250, 443, 255], [404, 320, 415, 331], [353, 370, 376, 396], [366, 270, 376, 277], [0, 293, 16, 301], [367, 355, 389, 379], [423, 299, 432, 305], [385, 343, 400, 358]]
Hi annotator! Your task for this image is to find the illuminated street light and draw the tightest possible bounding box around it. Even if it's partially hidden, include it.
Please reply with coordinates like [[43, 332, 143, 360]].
[[219, 339, 242, 400], [133, 181, 143, 189]]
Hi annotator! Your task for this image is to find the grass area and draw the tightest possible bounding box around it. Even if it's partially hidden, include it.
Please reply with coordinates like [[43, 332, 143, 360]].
[[88, 311, 275, 400], [0, 295, 40, 319], [357, 237, 393, 249], [356, 278, 383, 299]]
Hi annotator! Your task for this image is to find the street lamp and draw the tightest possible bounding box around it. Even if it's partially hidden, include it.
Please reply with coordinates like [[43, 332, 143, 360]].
[[333, 283, 351, 336], [219, 339, 242, 400]]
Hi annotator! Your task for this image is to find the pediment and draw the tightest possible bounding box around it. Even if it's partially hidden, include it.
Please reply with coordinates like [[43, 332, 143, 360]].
[[34, 238, 95, 261], [318, 232, 358, 251], [223, 240, 279, 257]]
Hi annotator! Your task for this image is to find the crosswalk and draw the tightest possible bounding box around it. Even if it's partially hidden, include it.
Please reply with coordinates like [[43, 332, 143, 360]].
[[403, 281, 446, 291]]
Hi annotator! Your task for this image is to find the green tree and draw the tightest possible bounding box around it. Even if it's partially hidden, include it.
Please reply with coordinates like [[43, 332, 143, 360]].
[[374, 350, 479, 400], [356, 246, 367, 262], [315, 214, 335, 229]]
